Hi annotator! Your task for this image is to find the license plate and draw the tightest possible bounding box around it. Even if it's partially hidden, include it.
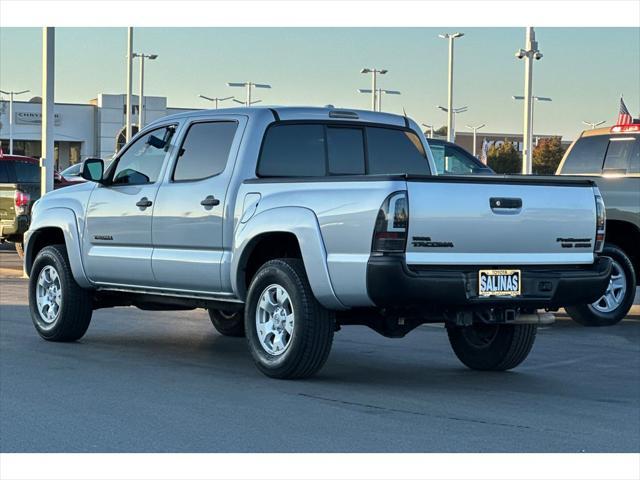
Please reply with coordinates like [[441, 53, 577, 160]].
[[478, 269, 521, 297]]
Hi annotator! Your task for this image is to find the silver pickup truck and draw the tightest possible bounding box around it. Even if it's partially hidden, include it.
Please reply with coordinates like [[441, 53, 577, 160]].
[[24, 107, 611, 379]]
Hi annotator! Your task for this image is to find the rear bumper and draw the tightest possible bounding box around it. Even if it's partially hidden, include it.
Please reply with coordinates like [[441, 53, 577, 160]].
[[0, 215, 29, 240], [366, 255, 612, 309]]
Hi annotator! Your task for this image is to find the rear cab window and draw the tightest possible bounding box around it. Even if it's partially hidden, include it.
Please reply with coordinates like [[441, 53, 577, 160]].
[[257, 122, 429, 177], [603, 137, 639, 174], [560, 135, 610, 174]]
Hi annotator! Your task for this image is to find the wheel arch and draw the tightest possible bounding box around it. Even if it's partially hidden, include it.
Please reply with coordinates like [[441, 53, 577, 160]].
[[231, 207, 345, 310], [605, 219, 640, 277], [24, 207, 91, 288]]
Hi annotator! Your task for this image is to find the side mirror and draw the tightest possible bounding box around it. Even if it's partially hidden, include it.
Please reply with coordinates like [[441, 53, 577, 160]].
[[82, 158, 104, 182]]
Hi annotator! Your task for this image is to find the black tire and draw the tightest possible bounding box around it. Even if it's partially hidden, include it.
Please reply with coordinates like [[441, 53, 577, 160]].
[[245, 258, 335, 379], [14, 241, 24, 259], [28, 244, 93, 342], [566, 244, 636, 327], [208, 309, 245, 337], [447, 322, 537, 371]]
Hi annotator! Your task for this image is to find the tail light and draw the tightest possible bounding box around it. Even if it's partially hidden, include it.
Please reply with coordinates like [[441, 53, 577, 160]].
[[610, 124, 640, 133], [372, 191, 408, 253], [14, 190, 30, 214], [594, 189, 606, 254]]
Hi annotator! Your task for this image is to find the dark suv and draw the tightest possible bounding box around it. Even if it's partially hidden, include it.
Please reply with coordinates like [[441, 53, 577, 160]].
[[556, 124, 640, 325]]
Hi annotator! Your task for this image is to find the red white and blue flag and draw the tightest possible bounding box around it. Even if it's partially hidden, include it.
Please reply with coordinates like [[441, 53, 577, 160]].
[[617, 96, 633, 125]]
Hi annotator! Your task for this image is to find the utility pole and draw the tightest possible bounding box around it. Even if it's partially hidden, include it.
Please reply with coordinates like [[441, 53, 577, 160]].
[[199, 95, 234, 109], [41, 27, 55, 196], [357, 88, 400, 112], [439, 33, 464, 142], [0, 89, 30, 154], [515, 27, 543, 174], [465, 124, 486, 157], [360, 68, 388, 111], [125, 27, 133, 142], [421, 123, 434, 138], [133, 52, 158, 128], [227, 82, 270, 107]]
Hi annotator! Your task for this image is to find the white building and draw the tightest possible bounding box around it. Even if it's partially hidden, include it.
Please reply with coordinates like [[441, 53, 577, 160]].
[[0, 93, 198, 170]]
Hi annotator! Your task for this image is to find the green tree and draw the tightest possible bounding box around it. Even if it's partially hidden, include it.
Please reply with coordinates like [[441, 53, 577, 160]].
[[434, 125, 448, 137], [532, 137, 565, 175], [486, 141, 521, 174]]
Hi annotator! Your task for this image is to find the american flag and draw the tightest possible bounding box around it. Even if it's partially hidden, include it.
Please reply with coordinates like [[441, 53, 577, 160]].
[[617, 96, 633, 125]]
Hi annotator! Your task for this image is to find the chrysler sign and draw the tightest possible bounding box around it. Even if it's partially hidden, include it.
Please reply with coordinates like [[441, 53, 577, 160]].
[[15, 112, 62, 126]]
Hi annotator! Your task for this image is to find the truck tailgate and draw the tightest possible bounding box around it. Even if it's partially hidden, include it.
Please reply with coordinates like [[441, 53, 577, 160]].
[[405, 176, 597, 266]]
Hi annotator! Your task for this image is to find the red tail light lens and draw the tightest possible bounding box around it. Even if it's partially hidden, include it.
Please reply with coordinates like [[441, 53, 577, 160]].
[[611, 124, 640, 133], [372, 191, 408, 253], [15, 190, 30, 209]]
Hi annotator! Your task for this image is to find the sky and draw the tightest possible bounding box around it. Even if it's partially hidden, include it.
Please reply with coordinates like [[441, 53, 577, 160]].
[[0, 27, 638, 139]]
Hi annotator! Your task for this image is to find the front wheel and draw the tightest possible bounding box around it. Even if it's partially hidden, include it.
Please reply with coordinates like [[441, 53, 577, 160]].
[[447, 322, 537, 371], [245, 258, 335, 379], [566, 244, 636, 327], [28, 244, 93, 342]]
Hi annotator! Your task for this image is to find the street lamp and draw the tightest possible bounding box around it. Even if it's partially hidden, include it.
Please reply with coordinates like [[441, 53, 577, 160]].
[[227, 82, 271, 107], [0, 89, 30, 154], [132, 52, 158, 128], [582, 120, 605, 129], [360, 68, 388, 111], [512, 95, 552, 150], [357, 88, 400, 112], [515, 27, 544, 174], [437, 105, 467, 141], [199, 95, 234, 109], [465, 123, 486, 157], [421, 123, 434, 138], [439, 32, 464, 142]]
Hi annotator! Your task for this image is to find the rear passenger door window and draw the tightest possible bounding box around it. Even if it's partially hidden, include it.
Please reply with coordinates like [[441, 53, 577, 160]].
[[366, 127, 429, 175], [258, 124, 326, 177], [327, 127, 365, 175], [173, 121, 238, 182]]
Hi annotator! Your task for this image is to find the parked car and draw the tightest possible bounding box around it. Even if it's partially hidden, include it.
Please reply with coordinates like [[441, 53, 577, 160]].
[[427, 138, 494, 175], [556, 123, 639, 326], [0, 154, 81, 257], [24, 107, 611, 379]]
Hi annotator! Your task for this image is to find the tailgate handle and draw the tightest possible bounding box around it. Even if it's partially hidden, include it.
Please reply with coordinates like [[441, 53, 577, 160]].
[[490, 197, 522, 209]]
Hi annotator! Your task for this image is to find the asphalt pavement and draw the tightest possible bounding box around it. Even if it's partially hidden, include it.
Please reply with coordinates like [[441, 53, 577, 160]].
[[1, 244, 639, 452]]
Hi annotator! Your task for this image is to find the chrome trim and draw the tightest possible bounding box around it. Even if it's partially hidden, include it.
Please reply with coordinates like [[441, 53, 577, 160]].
[[95, 283, 244, 303]]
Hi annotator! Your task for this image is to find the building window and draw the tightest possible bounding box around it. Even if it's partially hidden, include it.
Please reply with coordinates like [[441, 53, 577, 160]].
[[115, 125, 139, 153]]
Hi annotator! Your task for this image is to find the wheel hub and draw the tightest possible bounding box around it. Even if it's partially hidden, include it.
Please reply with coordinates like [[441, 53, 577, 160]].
[[590, 259, 627, 314], [36, 265, 62, 325], [255, 284, 295, 356]]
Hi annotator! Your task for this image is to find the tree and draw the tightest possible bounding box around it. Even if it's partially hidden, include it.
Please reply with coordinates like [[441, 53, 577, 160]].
[[434, 125, 448, 137], [486, 141, 521, 174], [532, 137, 565, 175]]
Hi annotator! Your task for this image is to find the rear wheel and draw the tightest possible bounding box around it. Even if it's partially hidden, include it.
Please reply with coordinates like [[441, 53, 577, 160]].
[[447, 322, 537, 371], [245, 258, 334, 379], [208, 309, 245, 337], [14, 241, 24, 259], [28, 244, 93, 342], [566, 244, 636, 327]]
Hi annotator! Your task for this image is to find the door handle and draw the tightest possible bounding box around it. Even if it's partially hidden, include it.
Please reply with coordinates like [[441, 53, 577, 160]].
[[136, 197, 153, 208], [490, 197, 522, 209], [200, 195, 220, 207]]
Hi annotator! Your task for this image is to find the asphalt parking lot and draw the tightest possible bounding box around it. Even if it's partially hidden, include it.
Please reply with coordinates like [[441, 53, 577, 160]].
[[1, 244, 639, 453]]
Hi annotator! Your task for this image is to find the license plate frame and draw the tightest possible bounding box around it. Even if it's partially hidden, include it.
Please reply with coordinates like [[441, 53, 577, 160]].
[[478, 269, 521, 297]]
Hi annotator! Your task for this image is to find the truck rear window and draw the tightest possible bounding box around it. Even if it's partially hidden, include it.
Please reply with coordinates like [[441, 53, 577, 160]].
[[258, 123, 429, 177], [0, 161, 40, 184], [560, 136, 609, 174]]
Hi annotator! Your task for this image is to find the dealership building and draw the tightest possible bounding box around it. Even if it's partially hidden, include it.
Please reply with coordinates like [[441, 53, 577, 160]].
[[0, 94, 196, 170], [1, 93, 570, 170]]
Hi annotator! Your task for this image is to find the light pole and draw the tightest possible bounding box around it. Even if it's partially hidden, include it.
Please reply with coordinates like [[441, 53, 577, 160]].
[[227, 82, 271, 107], [132, 52, 158, 128], [421, 123, 434, 138], [199, 95, 234, 109], [0, 89, 30, 154], [360, 68, 388, 111], [515, 27, 543, 174], [125, 27, 133, 143], [437, 105, 467, 142], [582, 120, 605, 129], [512, 95, 551, 153], [41, 27, 55, 195], [439, 32, 464, 142], [465, 123, 486, 157], [357, 88, 400, 112]]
